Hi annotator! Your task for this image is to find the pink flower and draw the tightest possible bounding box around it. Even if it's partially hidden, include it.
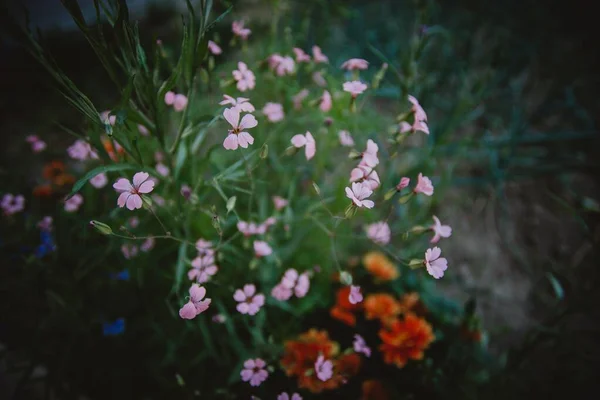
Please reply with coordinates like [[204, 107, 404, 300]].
[[121, 243, 138, 259], [345, 182, 374, 209], [67, 140, 98, 161], [179, 284, 212, 319], [26, 135, 46, 152], [138, 124, 149, 136], [350, 165, 380, 190], [128, 217, 140, 228], [315, 355, 333, 381], [156, 163, 170, 177], [430, 216, 452, 244], [293, 47, 311, 63], [312, 71, 327, 87], [262, 102, 285, 122], [353, 334, 371, 357], [273, 269, 310, 300], [408, 94, 428, 121], [349, 285, 363, 304], [180, 184, 192, 200], [64, 194, 83, 212], [399, 120, 429, 135], [341, 58, 369, 71], [319, 90, 332, 112], [293, 89, 310, 110], [113, 172, 155, 210], [237, 221, 266, 236], [272, 196, 289, 210], [1, 194, 25, 215], [365, 221, 391, 245], [90, 173, 108, 189], [37, 216, 53, 231], [271, 283, 293, 301], [291, 131, 316, 160], [312, 46, 329, 63], [188, 254, 218, 283], [222, 107, 258, 150], [207, 40, 222, 55], [140, 237, 155, 252], [338, 130, 354, 146], [240, 358, 268, 387], [343, 80, 367, 97], [234, 284, 265, 315], [360, 139, 379, 167], [173, 94, 188, 112], [396, 177, 410, 190], [164, 91, 175, 105], [425, 247, 448, 279], [232, 20, 251, 40], [195, 238, 214, 255], [232, 62, 256, 92], [269, 55, 295, 76], [100, 110, 116, 125], [278, 392, 303, 400], [414, 173, 434, 196], [219, 95, 255, 112], [253, 240, 273, 257]]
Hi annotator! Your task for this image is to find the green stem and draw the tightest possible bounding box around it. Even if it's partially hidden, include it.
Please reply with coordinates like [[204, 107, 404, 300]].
[[169, 83, 196, 154]]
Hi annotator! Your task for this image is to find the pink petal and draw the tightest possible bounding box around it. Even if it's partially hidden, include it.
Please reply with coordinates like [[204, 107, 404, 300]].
[[429, 247, 441, 260], [117, 192, 130, 208], [291, 134, 307, 148], [233, 289, 246, 302], [132, 172, 150, 188], [194, 299, 211, 314], [137, 180, 155, 194], [179, 302, 197, 319], [240, 369, 253, 381], [239, 113, 258, 130], [124, 194, 139, 210], [362, 200, 374, 209], [238, 132, 254, 148], [223, 108, 240, 128], [236, 302, 249, 314], [223, 134, 239, 150], [189, 285, 206, 302], [305, 141, 316, 160], [113, 178, 132, 192], [243, 359, 255, 369], [243, 284, 256, 297]]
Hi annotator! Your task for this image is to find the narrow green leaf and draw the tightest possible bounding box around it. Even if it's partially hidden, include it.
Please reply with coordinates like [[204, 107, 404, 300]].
[[205, 6, 232, 32], [66, 163, 140, 199]]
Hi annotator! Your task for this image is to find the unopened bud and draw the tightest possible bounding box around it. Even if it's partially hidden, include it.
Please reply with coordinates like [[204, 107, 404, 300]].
[[396, 177, 410, 191], [348, 150, 362, 160], [90, 220, 113, 235], [410, 225, 428, 233], [324, 117, 333, 127], [339, 271, 353, 285], [226, 196, 236, 214], [384, 188, 397, 201], [408, 259, 424, 269], [180, 184, 192, 200], [344, 203, 357, 218], [259, 143, 269, 159], [285, 146, 297, 156], [398, 192, 414, 204], [312, 182, 321, 196]]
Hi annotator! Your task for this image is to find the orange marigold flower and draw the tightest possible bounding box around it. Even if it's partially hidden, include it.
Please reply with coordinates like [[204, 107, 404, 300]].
[[361, 379, 390, 400], [280, 329, 361, 393], [363, 252, 399, 281], [33, 184, 53, 197], [42, 161, 75, 187], [364, 293, 401, 323], [379, 313, 435, 368], [102, 138, 125, 161], [42, 161, 66, 180], [330, 286, 361, 326]]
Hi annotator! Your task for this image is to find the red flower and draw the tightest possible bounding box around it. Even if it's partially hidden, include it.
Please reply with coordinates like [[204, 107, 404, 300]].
[[379, 313, 435, 368]]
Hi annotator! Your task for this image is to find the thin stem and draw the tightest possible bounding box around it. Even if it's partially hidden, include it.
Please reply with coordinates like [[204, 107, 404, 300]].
[[169, 83, 196, 154], [111, 232, 195, 248]]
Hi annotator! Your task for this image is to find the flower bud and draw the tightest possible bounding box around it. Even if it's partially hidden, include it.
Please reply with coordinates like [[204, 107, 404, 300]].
[[339, 271, 353, 285], [348, 150, 362, 160], [324, 117, 333, 127], [384, 188, 397, 201], [410, 225, 428, 233], [180, 184, 192, 200], [90, 220, 113, 235], [396, 177, 410, 191], [259, 143, 269, 159], [408, 259, 424, 269], [398, 192, 414, 204], [285, 146, 297, 156], [226, 196, 236, 214], [312, 182, 321, 196]]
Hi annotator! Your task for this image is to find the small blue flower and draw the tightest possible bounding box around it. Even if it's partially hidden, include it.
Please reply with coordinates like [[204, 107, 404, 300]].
[[102, 318, 125, 336], [35, 231, 56, 258], [109, 269, 130, 281]]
